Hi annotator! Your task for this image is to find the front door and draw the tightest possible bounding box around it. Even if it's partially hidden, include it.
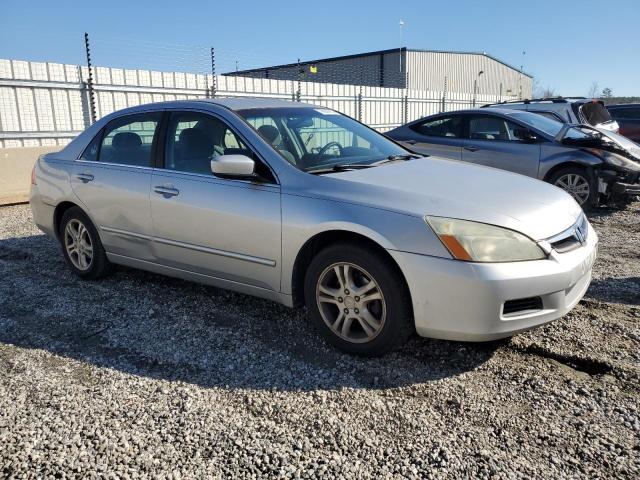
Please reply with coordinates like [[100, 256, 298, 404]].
[[150, 111, 281, 292], [70, 112, 161, 261], [460, 114, 541, 177]]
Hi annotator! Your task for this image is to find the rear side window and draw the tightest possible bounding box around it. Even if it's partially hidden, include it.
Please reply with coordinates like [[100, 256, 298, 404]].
[[94, 113, 160, 167], [411, 116, 462, 138], [533, 111, 564, 122], [609, 108, 640, 120]]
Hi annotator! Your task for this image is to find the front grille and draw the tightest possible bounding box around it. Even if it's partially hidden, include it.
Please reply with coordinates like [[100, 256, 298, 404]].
[[503, 296, 543, 315], [547, 214, 588, 254]]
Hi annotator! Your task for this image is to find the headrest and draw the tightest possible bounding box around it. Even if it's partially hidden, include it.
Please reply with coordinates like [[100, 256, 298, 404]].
[[112, 131, 142, 150], [179, 128, 213, 158], [257, 124, 281, 145]]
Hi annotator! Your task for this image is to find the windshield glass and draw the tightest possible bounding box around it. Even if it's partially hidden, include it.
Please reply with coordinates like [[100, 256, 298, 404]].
[[236, 107, 408, 172], [578, 101, 613, 125], [508, 111, 564, 137]]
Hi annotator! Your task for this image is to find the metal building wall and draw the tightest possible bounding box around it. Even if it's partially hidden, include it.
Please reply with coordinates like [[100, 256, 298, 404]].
[[406, 51, 532, 97], [231, 51, 406, 89]]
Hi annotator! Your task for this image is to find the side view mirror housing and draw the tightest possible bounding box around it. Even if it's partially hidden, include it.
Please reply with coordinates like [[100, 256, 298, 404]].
[[513, 128, 538, 143], [211, 154, 255, 178]]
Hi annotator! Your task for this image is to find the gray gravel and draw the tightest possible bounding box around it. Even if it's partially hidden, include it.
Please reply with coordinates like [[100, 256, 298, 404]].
[[0, 202, 638, 479]]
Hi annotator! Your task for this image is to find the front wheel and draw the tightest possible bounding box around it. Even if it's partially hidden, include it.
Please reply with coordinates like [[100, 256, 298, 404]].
[[304, 243, 414, 356], [548, 166, 597, 210]]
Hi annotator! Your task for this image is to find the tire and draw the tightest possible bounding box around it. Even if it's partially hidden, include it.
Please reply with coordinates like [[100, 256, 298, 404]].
[[304, 243, 414, 356], [59, 207, 113, 279], [548, 166, 598, 210]]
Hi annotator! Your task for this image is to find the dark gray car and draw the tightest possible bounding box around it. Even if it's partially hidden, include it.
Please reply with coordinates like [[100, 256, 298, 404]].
[[386, 108, 640, 209]]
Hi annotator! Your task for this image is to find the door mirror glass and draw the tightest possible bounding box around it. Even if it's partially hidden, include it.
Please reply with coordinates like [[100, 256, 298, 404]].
[[211, 154, 255, 177]]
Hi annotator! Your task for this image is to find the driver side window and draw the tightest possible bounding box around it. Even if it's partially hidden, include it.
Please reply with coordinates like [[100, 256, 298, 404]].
[[163, 112, 275, 182], [468, 116, 529, 142]]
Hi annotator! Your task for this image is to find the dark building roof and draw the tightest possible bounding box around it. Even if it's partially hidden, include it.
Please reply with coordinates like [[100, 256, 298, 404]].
[[223, 47, 533, 79]]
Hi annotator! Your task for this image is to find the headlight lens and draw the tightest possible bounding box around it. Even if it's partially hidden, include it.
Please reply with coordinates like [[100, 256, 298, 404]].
[[425, 216, 546, 262]]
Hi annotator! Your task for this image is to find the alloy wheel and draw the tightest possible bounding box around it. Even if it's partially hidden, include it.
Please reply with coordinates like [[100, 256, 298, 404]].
[[316, 262, 386, 343], [64, 219, 93, 271], [554, 173, 590, 205]]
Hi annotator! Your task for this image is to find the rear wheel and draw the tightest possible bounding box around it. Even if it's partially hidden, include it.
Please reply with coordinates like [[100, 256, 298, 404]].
[[548, 166, 597, 210], [304, 243, 413, 356], [59, 207, 112, 279]]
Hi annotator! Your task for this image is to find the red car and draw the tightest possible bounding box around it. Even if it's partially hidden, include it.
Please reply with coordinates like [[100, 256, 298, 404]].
[[607, 104, 640, 143]]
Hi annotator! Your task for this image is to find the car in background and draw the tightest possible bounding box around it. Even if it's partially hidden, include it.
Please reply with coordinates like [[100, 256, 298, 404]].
[[31, 99, 597, 356], [386, 108, 640, 209], [606, 104, 640, 143], [483, 97, 619, 133]]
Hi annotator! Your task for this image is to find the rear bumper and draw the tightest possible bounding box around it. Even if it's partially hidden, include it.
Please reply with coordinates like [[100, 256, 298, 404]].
[[29, 186, 56, 238], [389, 224, 598, 341]]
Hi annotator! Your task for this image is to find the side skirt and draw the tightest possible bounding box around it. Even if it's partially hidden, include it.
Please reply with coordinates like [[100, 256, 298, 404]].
[[106, 253, 294, 308]]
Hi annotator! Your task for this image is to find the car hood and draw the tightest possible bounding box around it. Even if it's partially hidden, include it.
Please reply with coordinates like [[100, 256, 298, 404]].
[[315, 157, 582, 240]]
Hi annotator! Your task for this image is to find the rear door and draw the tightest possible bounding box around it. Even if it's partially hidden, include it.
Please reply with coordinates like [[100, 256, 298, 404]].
[[397, 115, 463, 160], [149, 110, 281, 292], [70, 112, 161, 261], [459, 114, 541, 177]]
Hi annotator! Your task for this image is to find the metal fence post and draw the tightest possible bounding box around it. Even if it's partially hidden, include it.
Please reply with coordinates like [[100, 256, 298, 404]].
[[83, 32, 96, 124], [441, 76, 447, 113], [296, 58, 302, 102], [210, 47, 216, 98]]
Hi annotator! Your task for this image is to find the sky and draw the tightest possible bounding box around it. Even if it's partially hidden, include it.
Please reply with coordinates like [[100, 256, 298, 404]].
[[1, 0, 638, 96]]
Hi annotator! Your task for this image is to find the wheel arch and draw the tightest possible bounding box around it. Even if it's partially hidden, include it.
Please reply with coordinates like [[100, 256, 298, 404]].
[[543, 161, 596, 183], [290, 229, 413, 309], [53, 201, 82, 239]]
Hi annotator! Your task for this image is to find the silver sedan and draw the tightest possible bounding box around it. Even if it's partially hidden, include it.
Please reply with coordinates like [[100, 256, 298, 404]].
[[30, 99, 598, 356]]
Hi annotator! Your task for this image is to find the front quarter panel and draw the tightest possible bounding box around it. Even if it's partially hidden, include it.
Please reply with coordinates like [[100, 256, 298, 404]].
[[280, 193, 451, 295], [539, 144, 602, 179]]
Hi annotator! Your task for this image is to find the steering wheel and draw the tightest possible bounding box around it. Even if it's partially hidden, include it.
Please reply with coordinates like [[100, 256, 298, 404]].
[[318, 141, 343, 156]]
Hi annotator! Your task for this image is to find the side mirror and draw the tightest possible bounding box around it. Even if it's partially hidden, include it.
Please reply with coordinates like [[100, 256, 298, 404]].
[[210, 154, 255, 178], [513, 128, 538, 143]]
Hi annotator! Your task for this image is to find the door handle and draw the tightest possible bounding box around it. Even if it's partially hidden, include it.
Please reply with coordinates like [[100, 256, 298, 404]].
[[405, 139, 417, 145], [154, 185, 180, 198], [76, 173, 94, 183], [464, 146, 479, 152]]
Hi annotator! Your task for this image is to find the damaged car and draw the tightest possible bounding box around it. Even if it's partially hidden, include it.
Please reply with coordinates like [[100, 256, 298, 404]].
[[386, 108, 640, 209]]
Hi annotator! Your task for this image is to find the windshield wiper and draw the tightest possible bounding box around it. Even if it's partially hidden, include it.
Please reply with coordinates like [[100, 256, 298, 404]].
[[307, 154, 422, 175], [307, 163, 376, 175]]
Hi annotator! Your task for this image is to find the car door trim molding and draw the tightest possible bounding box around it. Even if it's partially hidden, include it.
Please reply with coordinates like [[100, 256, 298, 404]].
[[100, 226, 276, 267]]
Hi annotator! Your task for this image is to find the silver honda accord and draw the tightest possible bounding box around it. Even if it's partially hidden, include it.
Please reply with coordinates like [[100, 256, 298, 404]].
[[30, 99, 598, 356]]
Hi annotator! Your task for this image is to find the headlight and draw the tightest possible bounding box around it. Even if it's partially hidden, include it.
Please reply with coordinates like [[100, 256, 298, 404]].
[[425, 216, 546, 262]]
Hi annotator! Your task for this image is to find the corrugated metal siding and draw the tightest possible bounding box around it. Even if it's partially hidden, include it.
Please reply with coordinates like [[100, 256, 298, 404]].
[[406, 51, 532, 97]]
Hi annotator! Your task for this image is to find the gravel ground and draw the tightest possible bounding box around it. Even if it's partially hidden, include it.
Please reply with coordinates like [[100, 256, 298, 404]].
[[0, 202, 638, 479]]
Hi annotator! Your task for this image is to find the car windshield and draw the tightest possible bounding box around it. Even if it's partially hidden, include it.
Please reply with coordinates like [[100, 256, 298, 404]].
[[509, 111, 564, 137], [236, 107, 409, 173]]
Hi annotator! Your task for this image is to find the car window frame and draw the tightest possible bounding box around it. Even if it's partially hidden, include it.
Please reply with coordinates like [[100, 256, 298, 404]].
[[409, 114, 464, 138], [77, 111, 163, 169], [463, 113, 535, 144], [156, 109, 280, 186]]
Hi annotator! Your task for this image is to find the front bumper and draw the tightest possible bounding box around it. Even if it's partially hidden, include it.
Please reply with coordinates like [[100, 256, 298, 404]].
[[389, 224, 598, 341], [612, 181, 640, 196]]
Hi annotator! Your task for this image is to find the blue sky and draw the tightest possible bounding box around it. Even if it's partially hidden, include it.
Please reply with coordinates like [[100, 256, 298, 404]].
[[1, 0, 638, 96]]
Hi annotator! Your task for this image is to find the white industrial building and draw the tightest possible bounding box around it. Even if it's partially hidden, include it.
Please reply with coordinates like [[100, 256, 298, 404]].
[[225, 47, 532, 98]]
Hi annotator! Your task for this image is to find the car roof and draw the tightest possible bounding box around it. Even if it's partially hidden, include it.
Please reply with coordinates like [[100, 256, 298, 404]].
[[607, 103, 640, 108], [101, 98, 318, 119], [423, 107, 533, 117]]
